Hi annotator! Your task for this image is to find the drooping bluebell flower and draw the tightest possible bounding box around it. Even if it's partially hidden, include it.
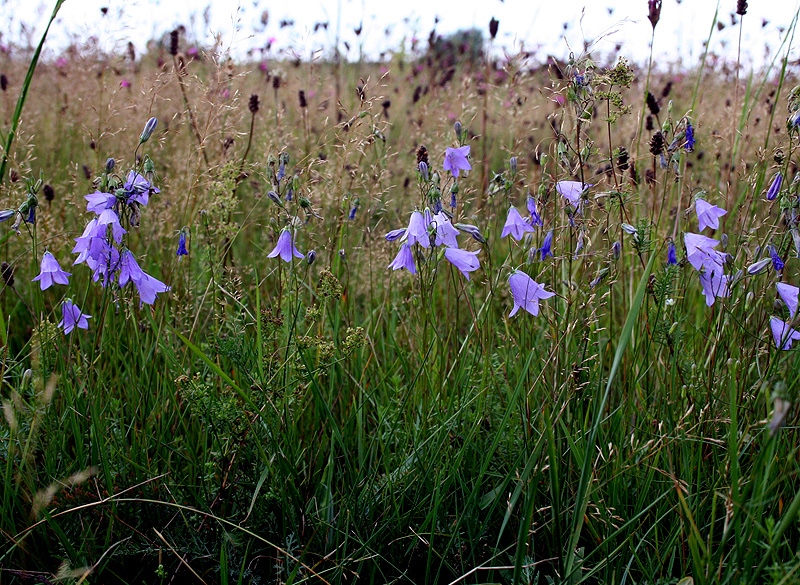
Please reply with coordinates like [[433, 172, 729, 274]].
[[177, 230, 189, 259], [538, 230, 554, 261], [97, 208, 126, 243], [684, 121, 695, 151], [508, 270, 555, 317], [388, 243, 416, 274], [268, 228, 304, 262], [443, 145, 471, 178], [32, 252, 71, 290], [401, 210, 431, 248], [770, 316, 800, 350], [59, 299, 91, 334], [118, 250, 170, 305], [25, 205, 35, 224], [277, 159, 286, 182], [695, 199, 727, 231], [612, 241, 621, 260], [527, 195, 543, 227], [450, 189, 457, 208], [556, 181, 591, 208], [85, 190, 116, 213], [432, 212, 460, 248], [444, 247, 480, 280], [667, 241, 677, 265], [769, 245, 785, 271], [777, 282, 799, 320], [699, 269, 730, 306], [501, 206, 536, 241], [766, 173, 782, 200]]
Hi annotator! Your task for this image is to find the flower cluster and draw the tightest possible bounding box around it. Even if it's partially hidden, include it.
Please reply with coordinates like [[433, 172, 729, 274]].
[[74, 168, 170, 305], [386, 209, 481, 279]]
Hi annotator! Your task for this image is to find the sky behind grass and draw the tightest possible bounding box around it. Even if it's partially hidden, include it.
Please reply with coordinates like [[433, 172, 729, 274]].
[[1, 0, 799, 67]]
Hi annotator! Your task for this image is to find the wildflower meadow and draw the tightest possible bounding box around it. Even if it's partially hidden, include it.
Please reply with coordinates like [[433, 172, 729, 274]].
[[2, 1, 800, 583]]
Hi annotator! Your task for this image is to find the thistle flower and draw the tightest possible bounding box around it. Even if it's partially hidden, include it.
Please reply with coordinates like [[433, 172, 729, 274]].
[[443, 145, 471, 178], [695, 199, 727, 232], [401, 211, 431, 248], [388, 243, 416, 274], [508, 271, 555, 317], [556, 181, 591, 207], [777, 282, 799, 319], [267, 228, 304, 262], [177, 230, 189, 259], [59, 299, 91, 334], [444, 248, 480, 280], [770, 316, 800, 350], [766, 173, 782, 200], [501, 206, 536, 241], [32, 251, 71, 290], [769, 245, 785, 271]]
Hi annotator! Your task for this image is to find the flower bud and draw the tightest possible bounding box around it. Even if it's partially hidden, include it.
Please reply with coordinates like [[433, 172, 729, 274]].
[[299, 197, 312, 209], [0, 209, 15, 223], [385, 228, 406, 241], [268, 191, 281, 205], [418, 161, 429, 182], [338, 249, 346, 262], [306, 250, 316, 265], [105, 158, 115, 173], [745, 291, 754, 310], [140, 117, 158, 143], [621, 223, 637, 235], [612, 240, 621, 260], [454, 121, 462, 141], [509, 156, 518, 175], [766, 173, 782, 200]]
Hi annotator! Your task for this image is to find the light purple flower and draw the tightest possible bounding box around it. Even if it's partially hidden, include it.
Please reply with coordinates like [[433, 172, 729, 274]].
[[770, 316, 800, 350], [96, 208, 126, 243], [695, 199, 727, 232], [777, 282, 799, 320], [432, 212, 460, 248], [684, 233, 724, 272], [508, 270, 555, 317], [118, 251, 170, 304], [388, 243, 416, 274], [501, 206, 536, 241], [443, 145, 471, 178], [401, 211, 431, 248], [85, 190, 116, 213], [267, 229, 304, 262], [698, 269, 730, 307], [32, 252, 71, 290], [444, 247, 480, 280], [124, 171, 158, 206], [556, 181, 591, 207], [527, 195, 543, 227], [59, 300, 91, 334]]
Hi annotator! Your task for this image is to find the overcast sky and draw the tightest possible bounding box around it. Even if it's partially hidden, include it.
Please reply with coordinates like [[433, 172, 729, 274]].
[[1, 0, 798, 67]]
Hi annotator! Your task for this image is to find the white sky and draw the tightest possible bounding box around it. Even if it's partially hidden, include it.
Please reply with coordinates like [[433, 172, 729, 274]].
[[1, 0, 799, 68]]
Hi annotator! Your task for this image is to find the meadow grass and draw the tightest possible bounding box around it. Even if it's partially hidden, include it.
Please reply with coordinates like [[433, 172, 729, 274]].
[[1, 6, 800, 584]]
